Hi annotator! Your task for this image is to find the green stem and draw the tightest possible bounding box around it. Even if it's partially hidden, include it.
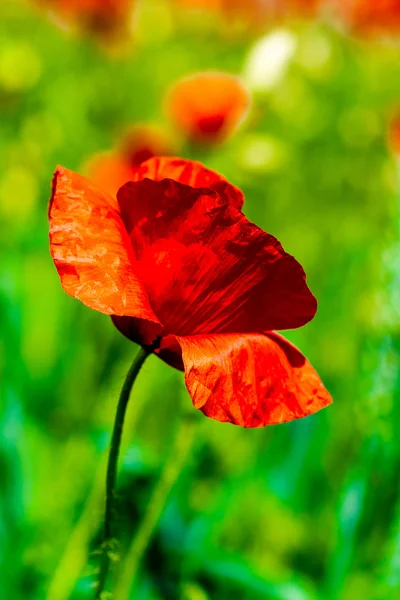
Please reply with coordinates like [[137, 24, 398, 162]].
[[95, 346, 150, 599], [113, 414, 197, 600]]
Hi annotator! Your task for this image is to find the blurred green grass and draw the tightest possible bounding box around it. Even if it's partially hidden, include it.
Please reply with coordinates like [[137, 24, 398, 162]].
[[1, 1, 400, 598]]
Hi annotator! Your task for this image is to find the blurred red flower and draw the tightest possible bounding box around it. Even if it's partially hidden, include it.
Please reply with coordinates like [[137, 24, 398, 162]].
[[284, 0, 322, 16], [85, 125, 174, 197], [337, 0, 400, 35], [166, 73, 250, 145], [178, 0, 223, 9], [49, 157, 332, 427], [388, 112, 400, 155], [175, 0, 322, 23], [38, 0, 135, 38]]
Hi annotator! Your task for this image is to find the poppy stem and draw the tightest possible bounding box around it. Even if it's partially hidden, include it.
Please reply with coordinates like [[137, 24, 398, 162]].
[[95, 345, 151, 599], [113, 412, 197, 600]]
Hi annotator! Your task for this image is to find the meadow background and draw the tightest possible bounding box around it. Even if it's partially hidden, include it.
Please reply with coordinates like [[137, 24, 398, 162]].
[[1, 0, 400, 598]]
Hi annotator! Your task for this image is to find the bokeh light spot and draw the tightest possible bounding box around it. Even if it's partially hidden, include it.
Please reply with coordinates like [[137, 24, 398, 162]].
[[0, 42, 41, 91]]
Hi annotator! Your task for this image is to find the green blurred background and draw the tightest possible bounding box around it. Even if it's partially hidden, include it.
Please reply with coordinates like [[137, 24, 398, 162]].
[[2, 1, 400, 598]]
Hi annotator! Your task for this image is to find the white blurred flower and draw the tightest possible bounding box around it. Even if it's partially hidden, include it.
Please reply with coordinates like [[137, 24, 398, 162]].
[[243, 29, 297, 92]]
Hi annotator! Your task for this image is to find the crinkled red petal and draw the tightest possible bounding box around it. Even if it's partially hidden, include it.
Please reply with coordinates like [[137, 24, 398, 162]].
[[176, 331, 332, 427], [117, 177, 316, 337], [49, 166, 162, 345], [129, 156, 244, 209]]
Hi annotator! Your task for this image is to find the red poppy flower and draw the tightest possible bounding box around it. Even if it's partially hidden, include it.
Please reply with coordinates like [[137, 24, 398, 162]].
[[337, 0, 400, 35], [85, 125, 174, 198], [166, 73, 250, 145], [49, 157, 332, 427], [39, 0, 134, 38]]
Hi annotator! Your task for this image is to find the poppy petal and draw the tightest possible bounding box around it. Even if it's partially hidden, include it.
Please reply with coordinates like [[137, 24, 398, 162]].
[[131, 156, 244, 209], [117, 177, 316, 336], [176, 332, 332, 427], [49, 166, 162, 343], [156, 334, 185, 371]]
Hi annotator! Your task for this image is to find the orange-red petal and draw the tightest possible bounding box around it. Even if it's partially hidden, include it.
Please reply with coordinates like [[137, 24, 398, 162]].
[[49, 166, 162, 344], [176, 332, 332, 427], [130, 156, 244, 209], [117, 177, 316, 337]]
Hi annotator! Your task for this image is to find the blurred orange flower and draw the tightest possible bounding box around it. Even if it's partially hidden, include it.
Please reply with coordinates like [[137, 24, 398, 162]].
[[39, 0, 135, 38], [85, 125, 174, 197], [166, 72, 250, 145], [176, 0, 322, 23], [284, 0, 322, 16], [388, 112, 400, 155], [178, 0, 223, 9], [337, 0, 400, 35]]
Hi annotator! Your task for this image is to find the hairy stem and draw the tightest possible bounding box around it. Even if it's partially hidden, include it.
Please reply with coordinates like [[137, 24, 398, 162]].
[[95, 346, 150, 599]]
